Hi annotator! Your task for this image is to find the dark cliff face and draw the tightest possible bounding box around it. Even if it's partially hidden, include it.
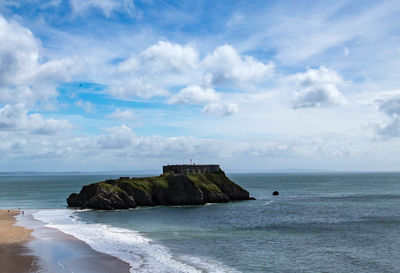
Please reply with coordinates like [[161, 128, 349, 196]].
[[67, 171, 253, 210]]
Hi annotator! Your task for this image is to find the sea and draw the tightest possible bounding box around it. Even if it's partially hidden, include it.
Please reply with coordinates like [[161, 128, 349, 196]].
[[1, 172, 400, 272]]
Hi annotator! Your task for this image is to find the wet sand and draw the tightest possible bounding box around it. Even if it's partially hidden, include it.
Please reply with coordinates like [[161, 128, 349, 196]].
[[1, 210, 132, 273], [20, 211, 132, 273], [0, 210, 38, 273]]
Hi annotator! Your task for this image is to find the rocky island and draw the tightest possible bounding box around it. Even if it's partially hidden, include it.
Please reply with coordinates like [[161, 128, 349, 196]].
[[67, 165, 254, 210]]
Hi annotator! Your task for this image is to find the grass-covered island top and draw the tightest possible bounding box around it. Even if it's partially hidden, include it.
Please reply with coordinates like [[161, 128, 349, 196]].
[[67, 168, 254, 210]]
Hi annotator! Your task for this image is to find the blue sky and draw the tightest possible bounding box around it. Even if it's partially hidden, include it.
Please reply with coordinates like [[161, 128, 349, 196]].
[[0, 0, 400, 172]]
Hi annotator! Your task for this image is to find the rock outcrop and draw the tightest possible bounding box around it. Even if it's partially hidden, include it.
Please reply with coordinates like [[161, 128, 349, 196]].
[[67, 170, 253, 209]]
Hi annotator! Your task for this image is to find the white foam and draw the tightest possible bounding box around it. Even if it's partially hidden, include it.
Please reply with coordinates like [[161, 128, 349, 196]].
[[179, 255, 241, 273], [32, 210, 237, 273]]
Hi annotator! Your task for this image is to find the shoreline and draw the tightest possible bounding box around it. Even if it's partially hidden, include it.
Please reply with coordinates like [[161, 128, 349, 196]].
[[1, 209, 131, 273], [0, 209, 39, 273]]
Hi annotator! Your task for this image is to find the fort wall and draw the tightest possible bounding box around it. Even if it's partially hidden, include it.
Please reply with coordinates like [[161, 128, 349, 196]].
[[163, 164, 220, 174]]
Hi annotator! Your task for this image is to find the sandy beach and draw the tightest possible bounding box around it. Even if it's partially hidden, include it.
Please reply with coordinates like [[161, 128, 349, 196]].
[[1, 210, 131, 273], [0, 210, 38, 273]]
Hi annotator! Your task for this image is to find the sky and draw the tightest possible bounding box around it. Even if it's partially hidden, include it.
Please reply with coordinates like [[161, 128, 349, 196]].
[[0, 0, 400, 172]]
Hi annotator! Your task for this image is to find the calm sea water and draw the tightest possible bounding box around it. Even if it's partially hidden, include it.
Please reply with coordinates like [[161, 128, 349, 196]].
[[2, 173, 400, 272]]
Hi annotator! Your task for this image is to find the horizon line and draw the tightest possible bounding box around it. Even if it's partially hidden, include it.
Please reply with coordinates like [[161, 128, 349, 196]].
[[1, 169, 400, 175]]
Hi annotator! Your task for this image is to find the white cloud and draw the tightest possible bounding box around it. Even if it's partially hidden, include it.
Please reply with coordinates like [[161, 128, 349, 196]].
[[117, 56, 139, 73], [97, 125, 135, 149], [95, 126, 223, 157], [374, 90, 400, 116], [0, 84, 60, 112], [374, 115, 400, 139], [3, 2, 400, 172], [372, 90, 400, 139], [69, 0, 138, 18], [34, 56, 83, 83], [139, 41, 199, 74], [292, 66, 347, 108], [106, 42, 274, 117], [111, 41, 200, 99], [0, 124, 362, 171], [0, 104, 25, 130], [167, 85, 238, 116], [0, 85, 35, 105], [0, 104, 71, 134], [0, 16, 81, 135], [0, 15, 81, 93], [109, 42, 273, 100], [167, 85, 220, 105], [250, 1, 400, 65], [201, 44, 274, 85], [202, 102, 238, 116], [107, 109, 136, 120], [0, 15, 39, 86], [29, 114, 72, 135]]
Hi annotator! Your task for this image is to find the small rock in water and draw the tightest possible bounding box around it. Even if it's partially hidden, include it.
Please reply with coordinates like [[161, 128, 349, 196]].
[[273, 191, 279, 196]]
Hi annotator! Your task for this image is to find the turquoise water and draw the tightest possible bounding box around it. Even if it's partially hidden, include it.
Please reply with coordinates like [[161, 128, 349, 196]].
[[2, 173, 400, 272]]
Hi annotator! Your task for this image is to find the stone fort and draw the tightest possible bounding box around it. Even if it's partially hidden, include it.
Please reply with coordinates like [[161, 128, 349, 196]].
[[163, 164, 220, 174]]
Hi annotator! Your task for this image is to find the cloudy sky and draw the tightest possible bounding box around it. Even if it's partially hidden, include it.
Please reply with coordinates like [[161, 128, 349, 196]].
[[1, 0, 400, 172]]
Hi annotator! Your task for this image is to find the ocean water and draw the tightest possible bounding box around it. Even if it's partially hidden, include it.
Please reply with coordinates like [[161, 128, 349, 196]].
[[2, 173, 400, 272]]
